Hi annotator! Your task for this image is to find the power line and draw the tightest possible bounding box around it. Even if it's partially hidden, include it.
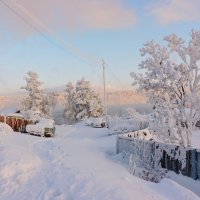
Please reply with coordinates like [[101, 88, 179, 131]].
[[0, 0, 127, 91], [0, 0, 61, 46], [12, 0, 128, 89], [0, 0, 97, 65], [12, 0, 100, 67]]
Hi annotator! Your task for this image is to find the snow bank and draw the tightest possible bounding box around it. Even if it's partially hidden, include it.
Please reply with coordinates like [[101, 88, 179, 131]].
[[108, 116, 149, 134], [0, 122, 13, 134]]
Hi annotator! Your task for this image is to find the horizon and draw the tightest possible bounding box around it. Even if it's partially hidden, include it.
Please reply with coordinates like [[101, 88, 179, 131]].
[[0, 83, 135, 96], [0, 0, 199, 94]]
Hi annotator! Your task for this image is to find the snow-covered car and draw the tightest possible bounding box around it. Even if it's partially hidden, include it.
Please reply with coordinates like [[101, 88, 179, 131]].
[[26, 119, 55, 137], [91, 117, 105, 128]]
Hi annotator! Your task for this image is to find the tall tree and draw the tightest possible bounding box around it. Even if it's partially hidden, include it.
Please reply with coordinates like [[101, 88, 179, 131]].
[[131, 30, 200, 147], [74, 78, 104, 120], [21, 71, 57, 120], [21, 71, 44, 119]]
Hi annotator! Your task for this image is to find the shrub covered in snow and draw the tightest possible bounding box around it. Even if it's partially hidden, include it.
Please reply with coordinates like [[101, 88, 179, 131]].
[[108, 114, 149, 134], [129, 154, 167, 183]]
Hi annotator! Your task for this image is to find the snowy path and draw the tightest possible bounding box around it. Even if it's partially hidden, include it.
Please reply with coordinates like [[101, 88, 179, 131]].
[[0, 124, 199, 200]]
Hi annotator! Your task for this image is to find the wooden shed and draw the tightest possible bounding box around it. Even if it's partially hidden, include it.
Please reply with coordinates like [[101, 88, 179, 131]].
[[0, 114, 33, 132]]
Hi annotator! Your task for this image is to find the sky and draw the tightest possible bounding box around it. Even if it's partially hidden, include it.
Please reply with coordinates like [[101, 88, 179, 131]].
[[0, 0, 200, 94]]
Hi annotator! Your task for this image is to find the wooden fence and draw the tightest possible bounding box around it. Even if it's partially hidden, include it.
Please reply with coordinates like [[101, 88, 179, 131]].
[[0, 115, 33, 132], [117, 136, 200, 180]]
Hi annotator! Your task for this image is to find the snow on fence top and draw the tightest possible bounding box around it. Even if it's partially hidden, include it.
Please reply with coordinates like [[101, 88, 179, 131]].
[[126, 128, 153, 141]]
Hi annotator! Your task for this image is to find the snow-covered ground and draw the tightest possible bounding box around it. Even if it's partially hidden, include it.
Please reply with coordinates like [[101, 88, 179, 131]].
[[0, 124, 199, 200]]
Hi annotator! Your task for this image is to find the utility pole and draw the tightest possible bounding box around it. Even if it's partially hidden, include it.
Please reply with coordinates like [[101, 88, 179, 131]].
[[102, 59, 108, 120]]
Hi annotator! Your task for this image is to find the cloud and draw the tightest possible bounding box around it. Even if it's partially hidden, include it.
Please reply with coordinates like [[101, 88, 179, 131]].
[[149, 0, 200, 24], [0, 0, 137, 35]]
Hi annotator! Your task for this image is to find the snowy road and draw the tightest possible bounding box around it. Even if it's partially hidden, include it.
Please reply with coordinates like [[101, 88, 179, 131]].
[[0, 124, 199, 200]]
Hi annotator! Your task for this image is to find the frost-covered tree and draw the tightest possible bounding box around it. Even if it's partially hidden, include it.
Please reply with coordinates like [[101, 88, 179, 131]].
[[131, 30, 200, 147], [41, 92, 58, 118], [21, 71, 44, 119], [73, 78, 104, 121], [63, 82, 76, 124], [21, 71, 57, 120], [148, 98, 180, 145], [88, 91, 104, 117], [63, 79, 104, 123]]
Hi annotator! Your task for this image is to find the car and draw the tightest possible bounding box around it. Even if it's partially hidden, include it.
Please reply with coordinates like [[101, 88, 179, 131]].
[[26, 119, 55, 137]]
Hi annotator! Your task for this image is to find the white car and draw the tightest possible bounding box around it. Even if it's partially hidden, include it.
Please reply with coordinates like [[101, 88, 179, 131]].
[[26, 119, 55, 137]]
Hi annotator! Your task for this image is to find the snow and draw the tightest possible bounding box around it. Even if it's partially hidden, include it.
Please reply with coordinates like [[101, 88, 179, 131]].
[[0, 123, 13, 134], [84, 117, 105, 128], [7, 113, 24, 118], [168, 172, 200, 197], [0, 124, 199, 200], [38, 118, 55, 128], [108, 116, 149, 135]]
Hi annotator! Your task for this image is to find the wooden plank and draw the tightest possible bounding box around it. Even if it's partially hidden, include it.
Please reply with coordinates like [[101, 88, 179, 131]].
[[185, 151, 190, 177], [197, 151, 200, 180], [167, 154, 171, 170], [175, 159, 180, 174], [191, 150, 197, 180], [162, 150, 166, 168]]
